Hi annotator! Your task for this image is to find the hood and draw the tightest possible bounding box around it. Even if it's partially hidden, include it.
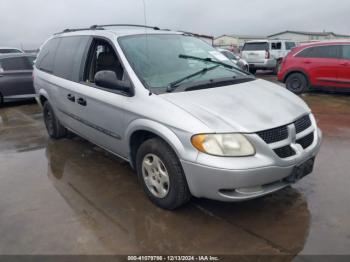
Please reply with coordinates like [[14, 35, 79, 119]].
[[161, 79, 310, 133]]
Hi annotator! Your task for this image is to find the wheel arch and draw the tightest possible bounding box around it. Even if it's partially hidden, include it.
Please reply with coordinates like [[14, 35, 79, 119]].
[[283, 69, 310, 86], [37, 89, 50, 108], [126, 119, 187, 169]]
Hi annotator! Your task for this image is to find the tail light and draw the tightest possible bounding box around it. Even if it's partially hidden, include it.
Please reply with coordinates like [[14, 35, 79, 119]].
[[265, 51, 270, 59]]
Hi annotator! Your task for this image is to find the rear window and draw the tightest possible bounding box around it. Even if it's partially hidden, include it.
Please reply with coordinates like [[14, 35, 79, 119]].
[[285, 42, 296, 50], [243, 42, 269, 51], [296, 45, 340, 59], [0, 56, 33, 71]]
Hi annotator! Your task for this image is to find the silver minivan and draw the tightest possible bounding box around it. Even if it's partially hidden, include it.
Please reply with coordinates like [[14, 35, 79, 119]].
[[34, 25, 321, 209]]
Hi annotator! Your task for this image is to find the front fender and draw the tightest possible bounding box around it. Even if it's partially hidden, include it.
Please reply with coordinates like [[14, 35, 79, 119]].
[[125, 119, 194, 161]]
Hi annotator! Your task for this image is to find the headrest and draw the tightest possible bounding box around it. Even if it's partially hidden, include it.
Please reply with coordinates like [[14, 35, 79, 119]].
[[97, 52, 117, 66]]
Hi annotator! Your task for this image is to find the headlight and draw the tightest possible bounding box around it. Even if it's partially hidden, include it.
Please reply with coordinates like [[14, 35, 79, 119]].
[[191, 134, 255, 157]]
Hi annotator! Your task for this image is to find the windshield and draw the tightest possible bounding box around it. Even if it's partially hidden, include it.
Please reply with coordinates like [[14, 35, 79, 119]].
[[285, 42, 296, 50], [118, 34, 249, 93]]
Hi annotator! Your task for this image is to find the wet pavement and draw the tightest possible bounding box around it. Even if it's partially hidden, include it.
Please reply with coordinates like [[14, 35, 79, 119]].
[[0, 79, 350, 257]]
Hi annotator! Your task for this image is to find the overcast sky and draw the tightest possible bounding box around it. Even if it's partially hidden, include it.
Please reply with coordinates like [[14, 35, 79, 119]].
[[1, 0, 350, 49]]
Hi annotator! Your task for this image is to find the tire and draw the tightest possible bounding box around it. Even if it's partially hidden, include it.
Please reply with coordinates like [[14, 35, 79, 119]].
[[136, 138, 191, 210], [0, 93, 3, 108], [273, 60, 282, 75], [249, 68, 257, 74], [285, 73, 309, 94], [43, 101, 67, 139]]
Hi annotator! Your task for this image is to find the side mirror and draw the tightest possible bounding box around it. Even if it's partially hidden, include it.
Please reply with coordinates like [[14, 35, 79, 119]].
[[95, 70, 131, 93]]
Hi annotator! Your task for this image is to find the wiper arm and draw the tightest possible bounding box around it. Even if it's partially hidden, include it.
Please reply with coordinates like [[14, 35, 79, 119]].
[[179, 54, 234, 69], [166, 65, 220, 92], [179, 54, 251, 75]]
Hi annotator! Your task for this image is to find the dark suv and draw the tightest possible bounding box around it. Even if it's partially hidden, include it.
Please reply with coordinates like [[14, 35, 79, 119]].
[[0, 54, 36, 105]]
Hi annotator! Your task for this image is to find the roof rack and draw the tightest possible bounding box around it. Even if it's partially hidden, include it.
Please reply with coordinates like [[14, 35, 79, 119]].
[[55, 24, 163, 35], [89, 24, 161, 30], [55, 27, 105, 35]]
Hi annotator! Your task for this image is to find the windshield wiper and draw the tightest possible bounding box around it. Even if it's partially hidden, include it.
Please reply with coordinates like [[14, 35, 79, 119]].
[[166, 65, 220, 92], [179, 54, 252, 76], [179, 54, 234, 69]]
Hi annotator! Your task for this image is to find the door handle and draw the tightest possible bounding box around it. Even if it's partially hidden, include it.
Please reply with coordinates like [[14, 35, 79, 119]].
[[67, 94, 75, 102], [340, 62, 349, 66], [77, 98, 87, 106], [303, 61, 311, 64]]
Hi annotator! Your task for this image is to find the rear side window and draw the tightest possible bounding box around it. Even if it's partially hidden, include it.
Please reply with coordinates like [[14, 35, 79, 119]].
[[0, 57, 33, 71], [36, 38, 60, 73], [271, 42, 282, 50], [296, 45, 340, 59], [243, 42, 269, 51], [341, 45, 350, 60], [53, 36, 90, 81]]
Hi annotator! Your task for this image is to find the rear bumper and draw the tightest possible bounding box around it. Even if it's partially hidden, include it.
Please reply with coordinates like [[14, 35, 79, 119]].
[[249, 59, 276, 70], [181, 128, 322, 202]]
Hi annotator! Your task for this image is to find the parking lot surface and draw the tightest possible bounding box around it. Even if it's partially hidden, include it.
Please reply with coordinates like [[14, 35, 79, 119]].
[[0, 75, 350, 256]]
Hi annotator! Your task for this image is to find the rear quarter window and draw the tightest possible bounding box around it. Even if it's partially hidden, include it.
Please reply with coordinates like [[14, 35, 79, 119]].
[[243, 42, 269, 51], [341, 45, 350, 60]]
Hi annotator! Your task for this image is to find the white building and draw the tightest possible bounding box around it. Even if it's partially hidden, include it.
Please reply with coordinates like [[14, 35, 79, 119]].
[[214, 34, 266, 50], [268, 31, 350, 43]]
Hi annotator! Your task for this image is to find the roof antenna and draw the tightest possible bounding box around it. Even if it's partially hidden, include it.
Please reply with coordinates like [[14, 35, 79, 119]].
[[142, 0, 152, 96]]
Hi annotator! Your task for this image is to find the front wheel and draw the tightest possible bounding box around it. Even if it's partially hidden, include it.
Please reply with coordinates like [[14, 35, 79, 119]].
[[136, 138, 191, 210], [43, 101, 67, 139], [285, 73, 309, 94]]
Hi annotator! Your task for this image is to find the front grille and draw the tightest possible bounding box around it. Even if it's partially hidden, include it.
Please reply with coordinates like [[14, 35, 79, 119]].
[[294, 115, 312, 134], [296, 132, 314, 149], [274, 146, 296, 158], [257, 126, 288, 144]]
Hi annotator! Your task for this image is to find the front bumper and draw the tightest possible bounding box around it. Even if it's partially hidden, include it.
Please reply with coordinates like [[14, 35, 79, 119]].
[[181, 127, 322, 202]]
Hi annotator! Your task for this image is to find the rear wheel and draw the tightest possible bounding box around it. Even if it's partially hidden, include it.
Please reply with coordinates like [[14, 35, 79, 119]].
[[136, 138, 191, 210], [43, 101, 67, 139], [285, 73, 309, 94]]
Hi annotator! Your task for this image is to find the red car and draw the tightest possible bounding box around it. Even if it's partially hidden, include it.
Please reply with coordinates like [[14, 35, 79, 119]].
[[278, 41, 350, 94]]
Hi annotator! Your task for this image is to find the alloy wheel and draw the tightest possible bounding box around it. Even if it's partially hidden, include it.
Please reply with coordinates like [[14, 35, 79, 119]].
[[142, 154, 170, 198]]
